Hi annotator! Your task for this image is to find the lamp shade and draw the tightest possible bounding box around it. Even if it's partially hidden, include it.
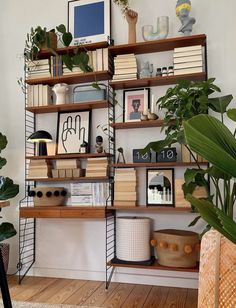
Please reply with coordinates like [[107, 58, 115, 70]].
[[28, 130, 52, 143]]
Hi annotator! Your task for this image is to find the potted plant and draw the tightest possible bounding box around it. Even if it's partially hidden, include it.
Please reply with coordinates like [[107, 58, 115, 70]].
[[0, 132, 19, 272], [183, 112, 236, 307]]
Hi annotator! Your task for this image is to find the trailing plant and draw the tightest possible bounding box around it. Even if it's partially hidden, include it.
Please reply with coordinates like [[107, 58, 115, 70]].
[[0, 133, 19, 242], [113, 0, 130, 13]]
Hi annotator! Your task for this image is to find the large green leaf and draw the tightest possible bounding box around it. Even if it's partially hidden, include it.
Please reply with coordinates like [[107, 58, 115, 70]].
[[0, 223, 16, 242], [0, 133, 7, 152], [62, 54, 73, 71], [227, 108, 236, 122], [208, 95, 233, 113], [186, 194, 236, 244], [184, 168, 206, 185], [56, 24, 66, 34], [0, 177, 19, 200], [142, 135, 176, 154], [62, 32, 72, 47], [184, 115, 236, 178], [0, 158, 6, 170]]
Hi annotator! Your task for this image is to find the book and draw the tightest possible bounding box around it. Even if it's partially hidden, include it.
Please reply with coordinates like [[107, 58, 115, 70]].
[[114, 53, 135, 59], [27, 85, 33, 107], [33, 85, 39, 106], [112, 73, 137, 80], [102, 48, 109, 71], [174, 49, 202, 58], [38, 84, 43, 106], [174, 45, 202, 53], [174, 61, 203, 70], [115, 185, 137, 192], [114, 62, 137, 69], [97, 49, 103, 71], [27, 59, 49, 67], [174, 67, 203, 75], [113, 200, 137, 207], [28, 73, 51, 79], [88, 51, 93, 70], [92, 50, 97, 71], [42, 85, 52, 106], [174, 55, 203, 64], [114, 192, 137, 201], [114, 67, 138, 75], [55, 159, 78, 169]]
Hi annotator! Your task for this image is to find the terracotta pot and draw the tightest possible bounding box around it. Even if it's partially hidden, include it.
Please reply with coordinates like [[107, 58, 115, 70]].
[[198, 229, 236, 307], [0, 243, 10, 273], [40, 32, 57, 50]]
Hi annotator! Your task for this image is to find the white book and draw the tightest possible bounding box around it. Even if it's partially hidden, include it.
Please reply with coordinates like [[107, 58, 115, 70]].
[[27, 85, 33, 107], [114, 58, 137, 64], [174, 45, 202, 53], [112, 77, 137, 81], [28, 73, 51, 79], [174, 61, 203, 70], [102, 48, 109, 71], [114, 62, 137, 69], [115, 67, 138, 75], [33, 85, 39, 106], [38, 84, 43, 106], [174, 55, 203, 64], [115, 53, 135, 58], [87, 51, 93, 70], [97, 49, 103, 71], [92, 50, 97, 71], [42, 85, 49, 106], [27, 59, 49, 67], [174, 49, 202, 58], [174, 66, 203, 75], [113, 73, 137, 79]]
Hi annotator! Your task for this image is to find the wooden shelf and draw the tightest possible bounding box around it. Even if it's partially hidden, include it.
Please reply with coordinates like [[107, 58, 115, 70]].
[[111, 120, 164, 129], [108, 34, 206, 56], [26, 153, 112, 160], [107, 206, 193, 213], [25, 71, 111, 86], [26, 100, 109, 114], [109, 73, 206, 90], [108, 259, 199, 273], [20, 206, 112, 219], [112, 162, 208, 168], [26, 176, 110, 182]]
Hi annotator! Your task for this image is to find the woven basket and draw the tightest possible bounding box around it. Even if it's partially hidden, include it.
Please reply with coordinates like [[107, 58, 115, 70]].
[[0, 243, 9, 273], [198, 229, 236, 307]]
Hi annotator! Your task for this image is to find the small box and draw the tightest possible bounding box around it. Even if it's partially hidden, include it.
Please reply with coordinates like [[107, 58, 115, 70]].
[[73, 168, 82, 178], [73, 85, 106, 102], [65, 169, 73, 178], [59, 169, 66, 178]]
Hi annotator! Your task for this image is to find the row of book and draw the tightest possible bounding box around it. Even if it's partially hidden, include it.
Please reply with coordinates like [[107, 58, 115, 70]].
[[27, 84, 52, 107], [28, 159, 51, 179], [112, 54, 138, 81], [27, 59, 51, 79], [114, 168, 137, 207], [86, 157, 108, 177], [173, 45, 203, 75], [51, 159, 83, 178], [70, 182, 110, 206]]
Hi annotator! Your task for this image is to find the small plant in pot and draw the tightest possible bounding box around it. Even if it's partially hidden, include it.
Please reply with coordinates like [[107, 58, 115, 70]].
[[0, 133, 19, 272]]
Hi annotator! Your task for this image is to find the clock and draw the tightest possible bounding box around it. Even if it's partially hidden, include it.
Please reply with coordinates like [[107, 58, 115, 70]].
[[156, 147, 177, 162], [133, 149, 151, 163]]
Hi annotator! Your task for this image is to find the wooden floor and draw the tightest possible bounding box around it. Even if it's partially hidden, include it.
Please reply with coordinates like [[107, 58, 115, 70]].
[[7, 276, 198, 307]]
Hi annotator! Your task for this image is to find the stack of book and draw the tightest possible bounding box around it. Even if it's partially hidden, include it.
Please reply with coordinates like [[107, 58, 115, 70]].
[[114, 168, 137, 207], [52, 159, 83, 178], [112, 54, 137, 81], [50, 55, 63, 77], [27, 59, 51, 79], [173, 45, 203, 76], [70, 182, 110, 206], [86, 157, 108, 178], [27, 84, 52, 107], [28, 159, 51, 179]]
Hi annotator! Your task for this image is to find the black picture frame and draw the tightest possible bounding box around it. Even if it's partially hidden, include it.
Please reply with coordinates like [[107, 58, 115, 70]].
[[146, 168, 175, 207], [123, 88, 150, 122], [56, 110, 91, 155]]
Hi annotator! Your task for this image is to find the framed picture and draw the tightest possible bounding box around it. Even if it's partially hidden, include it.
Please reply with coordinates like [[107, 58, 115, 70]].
[[123, 88, 150, 122], [146, 168, 175, 206], [56, 111, 91, 154], [68, 0, 111, 45]]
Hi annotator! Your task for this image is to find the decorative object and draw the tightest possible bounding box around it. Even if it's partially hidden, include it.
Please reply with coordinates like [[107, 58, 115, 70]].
[[147, 169, 174, 206], [176, 0, 196, 36], [68, 0, 111, 45], [116, 217, 151, 262], [147, 109, 159, 120], [142, 16, 169, 41], [139, 62, 153, 79], [156, 147, 177, 162], [56, 111, 91, 155], [52, 83, 69, 105], [151, 229, 200, 268], [73, 84, 107, 103], [116, 147, 126, 164], [27, 130, 53, 156], [29, 187, 67, 206], [125, 9, 138, 44], [123, 88, 150, 122], [140, 112, 148, 121], [95, 136, 104, 153], [161, 67, 168, 76], [168, 66, 174, 76], [113, 0, 130, 14], [133, 149, 151, 163], [156, 68, 162, 77]]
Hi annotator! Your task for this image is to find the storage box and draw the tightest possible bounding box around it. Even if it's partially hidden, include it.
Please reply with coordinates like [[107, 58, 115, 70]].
[[73, 85, 107, 102]]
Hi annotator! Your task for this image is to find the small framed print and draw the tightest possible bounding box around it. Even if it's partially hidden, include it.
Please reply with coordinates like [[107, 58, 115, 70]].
[[146, 168, 174, 206], [68, 0, 111, 45], [123, 88, 150, 122], [56, 111, 91, 154]]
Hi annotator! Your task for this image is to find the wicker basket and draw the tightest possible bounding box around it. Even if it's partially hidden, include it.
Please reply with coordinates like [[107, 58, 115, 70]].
[[198, 229, 236, 307]]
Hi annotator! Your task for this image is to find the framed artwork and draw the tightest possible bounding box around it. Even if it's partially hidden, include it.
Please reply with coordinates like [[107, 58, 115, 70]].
[[123, 88, 150, 122], [146, 168, 175, 206], [56, 111, 91, 154], [68, 0, 111, 45]]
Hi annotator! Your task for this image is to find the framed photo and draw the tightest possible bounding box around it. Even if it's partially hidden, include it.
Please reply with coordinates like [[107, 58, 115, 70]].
[[123, 88, 150, 122], [68, 0, 111, 45], [146, 169, 175, 206], [56, 111, 91, 154]]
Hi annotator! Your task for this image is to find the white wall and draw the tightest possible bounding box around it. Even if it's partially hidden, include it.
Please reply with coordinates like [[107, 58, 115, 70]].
[[0, 0, 235, 288]]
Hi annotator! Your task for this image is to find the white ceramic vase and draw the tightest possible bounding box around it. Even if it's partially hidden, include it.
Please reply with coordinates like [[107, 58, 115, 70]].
[[52, 83, 69, 105]]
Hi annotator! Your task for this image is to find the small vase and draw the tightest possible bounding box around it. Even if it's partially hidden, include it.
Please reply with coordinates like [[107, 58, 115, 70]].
[[142, 16, 169, 41], [52, 83, 69, 105]]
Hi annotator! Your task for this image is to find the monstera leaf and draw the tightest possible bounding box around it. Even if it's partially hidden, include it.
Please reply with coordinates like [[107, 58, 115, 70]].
[[0, 223, 16, 242], [0, 177, 19, 200]]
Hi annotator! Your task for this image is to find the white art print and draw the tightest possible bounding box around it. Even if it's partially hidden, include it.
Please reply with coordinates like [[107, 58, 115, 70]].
[[56, 111, 91, 154]]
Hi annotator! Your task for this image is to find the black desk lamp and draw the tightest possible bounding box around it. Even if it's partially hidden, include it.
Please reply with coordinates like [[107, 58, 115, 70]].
[[28, 130, 52, 156]]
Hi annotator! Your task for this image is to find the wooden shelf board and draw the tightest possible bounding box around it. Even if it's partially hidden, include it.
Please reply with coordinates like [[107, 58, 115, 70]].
[[26, 153, 112, 160], [0, 201, 10, 208], [108, 260, 199, 273], [20, 206, 112, 219], [39, 41, 109, 58], [26, 176, 110, 182], [26, 71, 111, 86], [109, 73, 206, 90], [112, 162, 208, 168], [107, 206, 192, 213], [109, 34, 206, 56], [26, 100, 109, 114], [111, 120, 164, 129]]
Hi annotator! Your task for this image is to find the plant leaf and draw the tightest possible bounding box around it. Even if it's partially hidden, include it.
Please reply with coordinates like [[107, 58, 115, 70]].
[[188, 215, 201, 227], [0, 223, 17, 241], [0, 177, 19, 200], [62, 54, 73, 71], [56, 24, 66, 34], [142, 135, 176, 154], [0, 158, 7, 170], [62, 32, 72, 47], [184, 168, 206, 186], [208, 95, 233, 113], [0, 133, 7, 152], [227, 108, 236, 122]]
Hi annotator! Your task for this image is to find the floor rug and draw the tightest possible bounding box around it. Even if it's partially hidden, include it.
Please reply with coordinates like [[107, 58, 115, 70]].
[[0, 301, 100, 308]]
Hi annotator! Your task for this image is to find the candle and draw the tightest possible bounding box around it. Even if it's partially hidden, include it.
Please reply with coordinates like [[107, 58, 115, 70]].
[[151, 94, 155, 113]]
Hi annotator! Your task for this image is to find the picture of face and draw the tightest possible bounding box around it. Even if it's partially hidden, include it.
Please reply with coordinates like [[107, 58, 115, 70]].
[[124, 89, 150, 122]]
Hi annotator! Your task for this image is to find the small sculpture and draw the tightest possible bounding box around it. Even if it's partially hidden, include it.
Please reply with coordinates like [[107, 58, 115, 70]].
[[139, 62, 153, 79], [125, 9, 138, 44], [176, 0, 196, 36], [80, 140, 88, 153], [140, 112, 148, 121], [142, 16, 169, 41], [147, 110, 159, 120], [95, 135, 104, 153], [117, 147, 126, 164], [52, 83, 69, 105]]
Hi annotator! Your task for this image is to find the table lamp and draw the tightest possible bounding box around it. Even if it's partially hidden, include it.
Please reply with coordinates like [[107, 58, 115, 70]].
[[27, 130, 52, 156]]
